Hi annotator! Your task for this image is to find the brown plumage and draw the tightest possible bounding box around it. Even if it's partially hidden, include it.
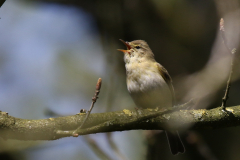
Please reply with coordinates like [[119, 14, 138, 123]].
[[118, 39, 185, 155]]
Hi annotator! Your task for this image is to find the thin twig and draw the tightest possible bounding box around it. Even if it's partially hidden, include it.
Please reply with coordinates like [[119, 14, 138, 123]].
[[187, 131, 218, 160], [84, 135, 113, 160], [220, 18, 232, 54], [72, 78, 102, 136], [106, 133, 127, 160], [220, 18, 236, 110]]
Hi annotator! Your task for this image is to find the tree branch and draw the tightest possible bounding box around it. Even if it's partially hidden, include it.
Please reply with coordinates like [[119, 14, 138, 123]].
[[0, 0, 5, 8], [0, 103, 240, 141]]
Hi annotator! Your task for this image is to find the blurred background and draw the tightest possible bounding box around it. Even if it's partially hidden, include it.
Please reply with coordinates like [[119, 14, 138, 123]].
[[0, 0, 240, 160]]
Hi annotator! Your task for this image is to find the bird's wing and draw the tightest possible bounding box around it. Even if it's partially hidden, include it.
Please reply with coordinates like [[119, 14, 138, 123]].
[[155, 63, 175, 105]]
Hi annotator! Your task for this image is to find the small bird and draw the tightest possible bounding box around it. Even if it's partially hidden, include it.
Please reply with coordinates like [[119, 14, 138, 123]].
[[118, 39, 185, 155]]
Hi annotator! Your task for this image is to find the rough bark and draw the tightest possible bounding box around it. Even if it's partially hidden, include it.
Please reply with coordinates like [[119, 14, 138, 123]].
[[0, 105, 239, 141]]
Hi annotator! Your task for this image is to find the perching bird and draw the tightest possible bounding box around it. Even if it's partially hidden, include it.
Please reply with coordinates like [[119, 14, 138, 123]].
[[118, 39, 185, 155]]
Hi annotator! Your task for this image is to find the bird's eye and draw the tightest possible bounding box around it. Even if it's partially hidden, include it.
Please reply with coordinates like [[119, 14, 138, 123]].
[[135, 46, 141, 49]]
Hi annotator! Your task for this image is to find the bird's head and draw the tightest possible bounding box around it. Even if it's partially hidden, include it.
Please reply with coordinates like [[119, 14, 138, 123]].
[[118, 39, 154, 63]]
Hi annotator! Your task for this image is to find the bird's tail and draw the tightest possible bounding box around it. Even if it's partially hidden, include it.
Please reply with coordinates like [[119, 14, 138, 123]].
[[165, 131, 185, 155]]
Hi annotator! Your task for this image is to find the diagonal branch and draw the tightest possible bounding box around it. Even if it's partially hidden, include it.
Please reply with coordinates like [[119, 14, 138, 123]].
[[220, 18, 237, 109], [72, 78, 102, 136], [0, 0, 5, 8]]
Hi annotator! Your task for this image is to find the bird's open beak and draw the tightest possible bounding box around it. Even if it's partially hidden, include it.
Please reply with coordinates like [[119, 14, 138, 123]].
[[118, 39, 131, 53]]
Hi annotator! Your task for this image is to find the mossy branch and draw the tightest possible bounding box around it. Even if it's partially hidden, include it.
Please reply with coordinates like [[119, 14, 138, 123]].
[[0, 104, 240, 141]]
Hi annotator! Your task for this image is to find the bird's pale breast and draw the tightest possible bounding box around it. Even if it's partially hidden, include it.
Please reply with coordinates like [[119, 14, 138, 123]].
[[126, 61, 172, 109]]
